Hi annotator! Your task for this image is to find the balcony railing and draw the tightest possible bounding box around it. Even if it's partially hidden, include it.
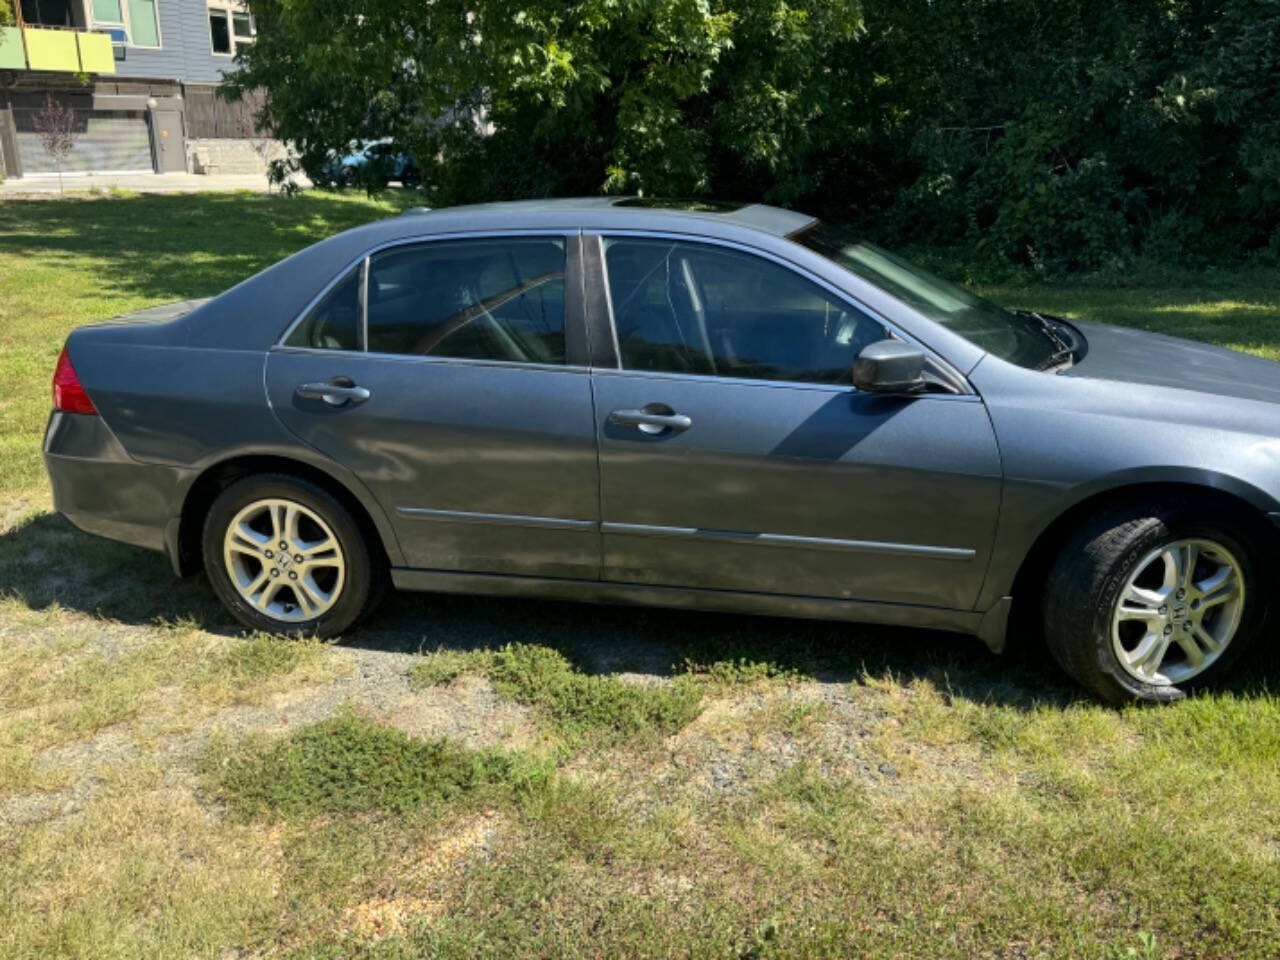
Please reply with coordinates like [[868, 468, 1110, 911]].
[[0, 24, 116, 74]]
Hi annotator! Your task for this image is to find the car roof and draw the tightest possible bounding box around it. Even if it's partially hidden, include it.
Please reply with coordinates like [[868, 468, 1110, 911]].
[[365, 196, 816, 242]]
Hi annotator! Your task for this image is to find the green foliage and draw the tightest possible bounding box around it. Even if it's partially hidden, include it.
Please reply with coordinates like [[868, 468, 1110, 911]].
[[224, 0, 861, 201], [488, 643, 703, 746], [228, 0, 1280, 274], [410, 642, 703, 744], [206, 710, 532, 819], [0, 0, 13, 25], [409, 647, 494, 688], [685, 655, 801, 686], [862, 0, 1280, 273]]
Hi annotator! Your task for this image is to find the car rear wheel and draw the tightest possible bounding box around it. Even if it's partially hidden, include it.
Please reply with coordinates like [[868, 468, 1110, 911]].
[[202, 474, 380, 638], [1042, 498, 1271, 704]]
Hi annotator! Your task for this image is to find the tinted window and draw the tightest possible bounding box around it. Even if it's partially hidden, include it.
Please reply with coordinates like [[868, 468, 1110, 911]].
[[603, 238, 886, 384], [367, 238, 567, 363], [285, 265, 361, 351]]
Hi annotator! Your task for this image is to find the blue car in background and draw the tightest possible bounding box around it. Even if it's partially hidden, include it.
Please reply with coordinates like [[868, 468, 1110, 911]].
[[321, 139, 420, 188]]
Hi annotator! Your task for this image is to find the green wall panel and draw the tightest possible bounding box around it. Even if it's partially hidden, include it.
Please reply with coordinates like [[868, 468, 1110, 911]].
[[0, 26, 26, 70], [77, 31, 116, 73], [24, 28, 80, 71]]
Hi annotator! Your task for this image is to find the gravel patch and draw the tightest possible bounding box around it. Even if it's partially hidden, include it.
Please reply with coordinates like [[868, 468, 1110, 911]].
[[1, 640, 539, 827]]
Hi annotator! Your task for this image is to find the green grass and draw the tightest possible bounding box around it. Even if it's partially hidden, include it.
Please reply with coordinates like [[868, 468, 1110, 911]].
[[408, 647, 494, 688], [5, 192, 1280, 958], [980, 278, 1280, 362], [205, 710, 542, 820], [411, 642, 705, 747]]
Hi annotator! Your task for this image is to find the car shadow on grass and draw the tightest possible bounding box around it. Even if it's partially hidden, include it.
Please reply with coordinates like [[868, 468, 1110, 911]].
[[5, 512, 1278, 708]]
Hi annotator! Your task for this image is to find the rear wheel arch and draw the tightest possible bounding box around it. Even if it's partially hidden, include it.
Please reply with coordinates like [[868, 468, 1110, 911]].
[[1005, 480, 1280, 652], [174, 454, 397, 577]]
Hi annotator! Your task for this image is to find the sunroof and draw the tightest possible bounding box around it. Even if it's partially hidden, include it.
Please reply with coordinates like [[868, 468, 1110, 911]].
[[613, 197, 748, 212]]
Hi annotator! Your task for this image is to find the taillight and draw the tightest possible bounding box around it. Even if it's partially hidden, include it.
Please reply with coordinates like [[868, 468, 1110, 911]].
[[52, 346, 97, 415]]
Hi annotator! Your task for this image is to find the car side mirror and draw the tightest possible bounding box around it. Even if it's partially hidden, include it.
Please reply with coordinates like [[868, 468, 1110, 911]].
[[852, 339, 929, 395]]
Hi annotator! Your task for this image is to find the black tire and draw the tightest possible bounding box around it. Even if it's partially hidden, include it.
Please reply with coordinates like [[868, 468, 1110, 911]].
[[1043, 497, 1272, 704], [202, 473, 383, 638]]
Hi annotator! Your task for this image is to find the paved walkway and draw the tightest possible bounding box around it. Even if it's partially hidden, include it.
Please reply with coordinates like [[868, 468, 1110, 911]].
[[0, 171, 312, 196]]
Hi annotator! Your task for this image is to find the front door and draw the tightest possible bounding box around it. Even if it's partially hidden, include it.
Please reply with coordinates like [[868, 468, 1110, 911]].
[[267, 233, 600, 579], [150, 109, 185, 173], [591, 235, 1002, 610]]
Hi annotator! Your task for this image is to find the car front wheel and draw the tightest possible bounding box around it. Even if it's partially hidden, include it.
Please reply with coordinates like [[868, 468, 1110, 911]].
[[202, 474, 380, 637], [1042, 499, 1271, 704]]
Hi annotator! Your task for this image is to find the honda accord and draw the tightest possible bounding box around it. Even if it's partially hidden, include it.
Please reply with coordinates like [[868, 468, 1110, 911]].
[[44, 198, 1280, 703]]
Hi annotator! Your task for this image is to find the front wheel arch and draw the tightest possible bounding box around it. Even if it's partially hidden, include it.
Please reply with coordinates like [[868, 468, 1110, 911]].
[[1005, 482, 1280, 656], [174, 455, 394, 578]]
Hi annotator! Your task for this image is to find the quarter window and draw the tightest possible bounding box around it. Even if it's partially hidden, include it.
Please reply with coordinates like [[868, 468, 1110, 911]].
[[603, 238, 887, 385], [285, 265, 361, 352], [365, 238, 567, 363]]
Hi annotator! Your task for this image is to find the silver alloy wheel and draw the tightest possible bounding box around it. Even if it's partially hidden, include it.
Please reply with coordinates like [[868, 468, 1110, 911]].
[[222, 498, 346, 622], [1111, 537, 1244, 686]]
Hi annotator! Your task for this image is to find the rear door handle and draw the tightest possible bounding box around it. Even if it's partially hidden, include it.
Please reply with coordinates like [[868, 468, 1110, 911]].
[[296, 379, 371, 406], [608, 408, 692, 434]]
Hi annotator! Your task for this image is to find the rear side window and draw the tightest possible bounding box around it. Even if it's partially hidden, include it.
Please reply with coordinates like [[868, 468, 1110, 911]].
[[603, 238, 886, 385], [285, 265, 361, 351], [367, 237, 566, 362]]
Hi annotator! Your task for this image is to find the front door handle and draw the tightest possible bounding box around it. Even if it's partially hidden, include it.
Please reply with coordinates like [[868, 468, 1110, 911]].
[[608, 407, 692, 434], [296, 379, 371, 406]]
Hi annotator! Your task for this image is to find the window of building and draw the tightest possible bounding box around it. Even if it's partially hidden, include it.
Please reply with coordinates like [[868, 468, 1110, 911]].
[[21, 0, 76, 26], [208, 3, 254, 56], [91, 0, 124, 26], [125, 0, 160, 47], [88, 0, 160, 48]]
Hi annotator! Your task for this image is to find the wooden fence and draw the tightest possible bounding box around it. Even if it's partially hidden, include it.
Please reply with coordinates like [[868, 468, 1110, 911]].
[[183, 86, 269, 139]]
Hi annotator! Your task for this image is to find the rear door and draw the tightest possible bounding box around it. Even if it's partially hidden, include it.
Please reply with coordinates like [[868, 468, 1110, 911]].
[[266, 232, 601, 579], [589, 234, 1002, 611]]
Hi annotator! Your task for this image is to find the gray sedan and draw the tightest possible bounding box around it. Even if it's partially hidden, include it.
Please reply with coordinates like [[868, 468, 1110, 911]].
[[44, 198, 1279, 703]]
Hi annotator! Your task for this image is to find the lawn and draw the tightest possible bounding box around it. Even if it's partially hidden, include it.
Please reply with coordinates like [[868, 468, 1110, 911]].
[[3, 191, 1280, 959]]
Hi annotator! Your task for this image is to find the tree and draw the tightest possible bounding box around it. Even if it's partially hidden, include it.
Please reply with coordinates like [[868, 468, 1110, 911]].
[[223, 0, 1280, 274], [33, 95, 78, 194], [223, 0, 862, 202], [234, 111, 280, 194]]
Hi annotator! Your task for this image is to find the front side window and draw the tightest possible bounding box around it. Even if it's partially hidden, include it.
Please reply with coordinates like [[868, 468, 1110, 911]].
[[366, 238, 566, 362], [603, 237, 887, 385]]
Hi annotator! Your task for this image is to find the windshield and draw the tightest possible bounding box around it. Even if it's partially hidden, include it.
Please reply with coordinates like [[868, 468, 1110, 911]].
[[791, 222, 1062, 369]]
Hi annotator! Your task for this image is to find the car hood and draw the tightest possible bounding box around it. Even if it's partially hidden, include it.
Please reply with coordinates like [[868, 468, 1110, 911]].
[[1063, 320, 1280, 404]]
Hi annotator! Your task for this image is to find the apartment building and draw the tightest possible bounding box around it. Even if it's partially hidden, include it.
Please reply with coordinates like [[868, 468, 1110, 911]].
[[0, 0, 266, 178]]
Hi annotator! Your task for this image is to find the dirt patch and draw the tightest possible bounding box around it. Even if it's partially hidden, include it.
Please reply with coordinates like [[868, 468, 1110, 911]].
[[339, 809, 503, 941]]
